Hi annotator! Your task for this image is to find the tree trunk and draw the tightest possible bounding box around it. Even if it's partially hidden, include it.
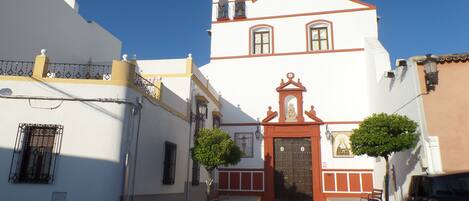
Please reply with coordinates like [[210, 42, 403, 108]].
[[206, 169, 214, 201], [384, 156, 390, 201]]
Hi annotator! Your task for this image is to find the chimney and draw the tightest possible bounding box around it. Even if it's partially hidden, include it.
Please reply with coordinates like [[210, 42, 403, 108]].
[[64, 0, 79, 12]]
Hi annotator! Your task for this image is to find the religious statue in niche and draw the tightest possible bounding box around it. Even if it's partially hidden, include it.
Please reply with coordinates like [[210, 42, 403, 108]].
[[285, 96, 297, 122], [332, 131, 354, 158], [286, 103, 297, 122]]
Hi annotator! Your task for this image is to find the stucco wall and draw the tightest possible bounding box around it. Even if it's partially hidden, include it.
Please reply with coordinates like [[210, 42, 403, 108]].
[[210, 8, 377, 58], [0, 80, 131, 201], [417, 62, 469, 172], [203, 0, 379, 173], [211, 0, 369, 21], [131, 90, 191, 196], [0, 0, 121, 63], [364, 42, 445, 201]]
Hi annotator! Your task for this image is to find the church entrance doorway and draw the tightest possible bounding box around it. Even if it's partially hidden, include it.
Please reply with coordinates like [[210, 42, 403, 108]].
[[274, 138, 313, 201]]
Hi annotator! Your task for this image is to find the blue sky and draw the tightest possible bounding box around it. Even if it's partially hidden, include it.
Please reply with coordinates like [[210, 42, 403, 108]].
[[78, 0, 469, 66]]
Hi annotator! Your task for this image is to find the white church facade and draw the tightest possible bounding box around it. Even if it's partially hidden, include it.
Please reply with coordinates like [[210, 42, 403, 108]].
[[200, 0, 384, 200], [0, 0, 448, 201]]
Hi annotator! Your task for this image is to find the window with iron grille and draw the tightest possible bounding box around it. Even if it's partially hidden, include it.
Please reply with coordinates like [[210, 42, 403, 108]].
[[234, 0, 246, 19], [217, 0, 229, 20], [9, 124, 64, 184], [162, 142, 177, 185], [253, 30, 271, 55], [310, 27, 329, 51]]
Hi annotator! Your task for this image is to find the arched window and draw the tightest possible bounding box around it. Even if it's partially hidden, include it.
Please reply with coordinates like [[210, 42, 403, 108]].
[[250, 25, 274, 55], [307, 20, 333, 51]]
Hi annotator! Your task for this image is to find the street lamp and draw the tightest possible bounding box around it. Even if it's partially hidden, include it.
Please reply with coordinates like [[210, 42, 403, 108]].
[[197, 102, 208, 119], [255, 118, 263, 140], [325, 124, 333, 140], [423, 54, 439, 92]]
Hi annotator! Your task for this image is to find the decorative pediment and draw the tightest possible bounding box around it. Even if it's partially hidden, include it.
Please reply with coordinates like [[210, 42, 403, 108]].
[[276, 72, 306, 92], [262, 72, 323, 124], [262, 106, 278, 123], [305, 106, 323, 122]]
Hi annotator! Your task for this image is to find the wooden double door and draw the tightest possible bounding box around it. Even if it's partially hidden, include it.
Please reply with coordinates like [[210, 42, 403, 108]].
[[274, 138, 313, 201]]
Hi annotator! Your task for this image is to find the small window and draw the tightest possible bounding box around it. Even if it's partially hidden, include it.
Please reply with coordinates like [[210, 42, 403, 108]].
[[308, 22, 332, 51], [213, 116, 221, 128], [252, 27, 272, 55], [9, 124, 64, 184], [217, 0, 229, 20], [163, 142, 177, 185], [234, 0, 246, 19], [235, 133, 254, 158]]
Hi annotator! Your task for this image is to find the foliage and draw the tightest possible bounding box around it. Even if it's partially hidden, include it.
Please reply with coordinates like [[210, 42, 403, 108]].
[[191, 128, 242, 171], [350, 113, 419, 158], [350, 113, 419, 201]]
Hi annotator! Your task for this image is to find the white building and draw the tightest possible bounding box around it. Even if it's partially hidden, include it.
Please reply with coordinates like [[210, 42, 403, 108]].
[[0, 1, 218, 201], [0, 0, 121, 63], [1, 0, 456, 201], [200, 0, 387, 200]]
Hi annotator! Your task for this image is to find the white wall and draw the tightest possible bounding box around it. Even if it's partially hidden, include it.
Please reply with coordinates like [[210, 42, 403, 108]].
[[0, 0, 121, 63], [135, 58, 224, 200], [211, 0, 369, 21], [132, 88, 191, 196], [0, 80, 132, 201], [203, 0, 379, 172], [365, 39, 434, 201], [211, 4, 377, 58]]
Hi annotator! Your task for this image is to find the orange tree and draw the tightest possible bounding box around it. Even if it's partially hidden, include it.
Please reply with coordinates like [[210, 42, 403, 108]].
[[191, 128, 242, 201], [350, 113, 419, 201]]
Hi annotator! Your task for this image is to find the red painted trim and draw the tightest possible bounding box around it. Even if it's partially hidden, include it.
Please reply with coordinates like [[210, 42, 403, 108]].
[[220, 121, 362, 126], [211, 0, 255, 4], [219, 168, 264, 171], [212, 7, 375, 24], [263, 126, 324, 201], [219, 191, 264, 196], [249, 24, 275, 56], [221, 123, 261, 126], [217, 17, 230, 22], [323, 193, 369, 198], [349, 0, 377, 9], [324, 121, 362, 125], [234, 16, 247, 20], [322, 169, 373, 172], [305, 19, 335, 51], [211, 48, 365, 60], [210, 0, 375, 9]]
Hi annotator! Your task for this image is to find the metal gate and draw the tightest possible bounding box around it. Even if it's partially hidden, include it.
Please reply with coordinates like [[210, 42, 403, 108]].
[[274, 138, 313, 201]]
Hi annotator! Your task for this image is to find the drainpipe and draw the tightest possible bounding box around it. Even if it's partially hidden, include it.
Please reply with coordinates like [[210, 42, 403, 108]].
[[185, 82, 195, 201]]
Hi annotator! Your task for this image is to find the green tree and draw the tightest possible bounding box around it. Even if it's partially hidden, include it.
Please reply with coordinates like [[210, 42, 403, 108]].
[[350, 113, 419, 201], [191, 128, 242, 201]]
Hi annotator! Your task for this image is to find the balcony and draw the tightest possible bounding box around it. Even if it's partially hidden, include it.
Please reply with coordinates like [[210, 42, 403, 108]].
[[0, 51, 161, 101]]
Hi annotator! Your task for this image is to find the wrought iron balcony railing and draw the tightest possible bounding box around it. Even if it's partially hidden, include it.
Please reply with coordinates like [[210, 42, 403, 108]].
[[0, 60, 34, 77], [134, 73, 160, 99], [46, 62, 112, 80]]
